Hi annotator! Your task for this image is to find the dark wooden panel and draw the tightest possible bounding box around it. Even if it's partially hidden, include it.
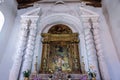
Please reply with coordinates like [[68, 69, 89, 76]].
[[16, 0, 101, 9]]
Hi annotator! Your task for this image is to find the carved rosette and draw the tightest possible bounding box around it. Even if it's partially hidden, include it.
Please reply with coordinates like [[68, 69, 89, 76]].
[[82, 18, 100, 80], [9, 19, 31, 80], [91, 18, 110, 80]]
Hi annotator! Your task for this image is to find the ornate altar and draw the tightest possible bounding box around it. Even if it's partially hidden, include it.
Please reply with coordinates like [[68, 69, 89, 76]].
[[30, 73, 88, 80], [30, 24, 87, 80], [40, 24, 82, 74]]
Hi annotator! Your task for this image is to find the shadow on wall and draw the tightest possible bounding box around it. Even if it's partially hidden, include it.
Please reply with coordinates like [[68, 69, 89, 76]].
[[102, 0, 120, 60]]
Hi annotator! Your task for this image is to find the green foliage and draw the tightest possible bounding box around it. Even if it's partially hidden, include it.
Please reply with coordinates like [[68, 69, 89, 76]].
[[23, 70, 30, 77], [88, 69, 96, 78], [88, 72, 96, 78]]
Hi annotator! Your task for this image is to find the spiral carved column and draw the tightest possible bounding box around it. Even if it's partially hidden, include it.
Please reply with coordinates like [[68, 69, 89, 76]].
[[20, 20, 37, 80], [9, 19, 30, 80], [22, 22, 37, 70], [83, 18, 100, 80], [92, 18, 110, 80]]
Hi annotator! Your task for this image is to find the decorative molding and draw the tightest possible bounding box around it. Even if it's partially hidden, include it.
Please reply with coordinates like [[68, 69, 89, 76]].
[[39, 13, 83, 34], [41, 33, 79, 43]]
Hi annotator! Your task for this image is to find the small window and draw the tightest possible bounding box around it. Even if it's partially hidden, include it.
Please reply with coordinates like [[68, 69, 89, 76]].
[[0, 11, 4, 32]]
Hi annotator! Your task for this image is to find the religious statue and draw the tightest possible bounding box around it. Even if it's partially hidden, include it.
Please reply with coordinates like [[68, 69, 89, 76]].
[[56, 56, 65, 71]]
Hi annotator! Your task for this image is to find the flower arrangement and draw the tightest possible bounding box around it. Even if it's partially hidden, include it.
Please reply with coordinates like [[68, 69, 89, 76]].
[[23, 70, 30, 77], [88, 65, 96, 78], [88, 70, 96, 80], [88, 71, 96, 78]]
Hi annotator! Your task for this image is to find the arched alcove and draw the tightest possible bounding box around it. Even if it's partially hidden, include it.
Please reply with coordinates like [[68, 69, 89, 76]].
[[40, 24, 83, 74], [38, 13, 83, 34]]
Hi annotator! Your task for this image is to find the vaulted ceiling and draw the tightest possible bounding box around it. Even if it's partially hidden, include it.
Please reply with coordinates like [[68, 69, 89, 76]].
[[16, 0, 101, 9]]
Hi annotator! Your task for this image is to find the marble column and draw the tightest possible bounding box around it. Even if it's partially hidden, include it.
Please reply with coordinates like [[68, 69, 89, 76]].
[[91, 18, 110, 80], [9, 19, 30, 80], [82, 18, 100, 80], [20, 20, 37, 80]]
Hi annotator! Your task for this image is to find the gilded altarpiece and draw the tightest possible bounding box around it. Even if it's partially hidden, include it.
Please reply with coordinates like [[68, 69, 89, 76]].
[[40, 24, 82, 74]]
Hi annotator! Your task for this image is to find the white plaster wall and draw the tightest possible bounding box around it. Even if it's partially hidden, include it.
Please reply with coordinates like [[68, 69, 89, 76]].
[[102, 0, 120, 61], [102, 0, 120, 79], [0, 0, 17, 61], [0, 0, 17, 79]]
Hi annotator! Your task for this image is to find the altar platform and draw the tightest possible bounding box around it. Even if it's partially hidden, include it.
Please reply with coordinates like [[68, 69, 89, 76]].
[[30, 73, 88, 80]]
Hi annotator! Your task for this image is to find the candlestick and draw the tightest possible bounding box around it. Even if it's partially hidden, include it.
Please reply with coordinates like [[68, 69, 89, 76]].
[[34, 56, 38, 74]]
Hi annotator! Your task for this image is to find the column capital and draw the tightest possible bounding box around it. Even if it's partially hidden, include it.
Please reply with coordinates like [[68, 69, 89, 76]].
[[91, 17, 100, 29], [82, 17, 92, 29], [21, 19, 31, 24], [21, 19, 31, 30], [30, 18, 38, 24], [29, 19, 38, 30], [91, 16, 99, 23]]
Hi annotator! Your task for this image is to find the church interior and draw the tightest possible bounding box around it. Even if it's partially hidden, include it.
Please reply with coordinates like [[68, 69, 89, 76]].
[[0, 0, 120, 80]]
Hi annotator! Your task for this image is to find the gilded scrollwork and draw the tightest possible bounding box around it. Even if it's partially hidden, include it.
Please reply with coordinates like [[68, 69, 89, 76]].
[[41, 33, 79, 43], [48, 24, 72, 34]]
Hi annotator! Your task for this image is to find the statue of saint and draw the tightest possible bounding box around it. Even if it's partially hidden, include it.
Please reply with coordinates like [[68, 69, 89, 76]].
[[56, 57, 64, 71]]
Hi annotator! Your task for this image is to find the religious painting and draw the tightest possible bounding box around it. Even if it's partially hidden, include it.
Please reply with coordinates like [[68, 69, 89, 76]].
[[48, 42, 72, 73]]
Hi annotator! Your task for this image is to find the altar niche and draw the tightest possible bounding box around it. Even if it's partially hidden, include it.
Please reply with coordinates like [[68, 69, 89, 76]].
[[40, 24, 82, 74]]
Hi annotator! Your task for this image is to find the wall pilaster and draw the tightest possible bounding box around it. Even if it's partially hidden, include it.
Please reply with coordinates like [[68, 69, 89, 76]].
[[82, 17, 100, 80], [91, 17, 110, 80], [20, 19, 38, 80]]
